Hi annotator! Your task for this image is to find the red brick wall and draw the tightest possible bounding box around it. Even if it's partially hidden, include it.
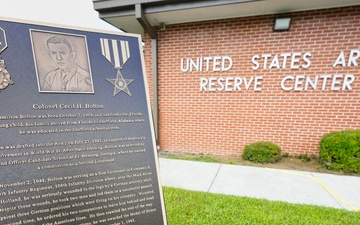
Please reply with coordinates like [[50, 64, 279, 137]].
[[144, 6, 360, 156]]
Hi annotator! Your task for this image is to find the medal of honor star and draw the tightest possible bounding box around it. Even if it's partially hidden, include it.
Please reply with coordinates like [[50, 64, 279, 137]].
[[43, 36, 93, 92]]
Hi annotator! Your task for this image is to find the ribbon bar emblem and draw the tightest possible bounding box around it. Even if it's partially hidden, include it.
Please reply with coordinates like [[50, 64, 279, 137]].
[[0, 27, 7, 53], [0, 27, 14, 91], [100, 38, 130, 69]]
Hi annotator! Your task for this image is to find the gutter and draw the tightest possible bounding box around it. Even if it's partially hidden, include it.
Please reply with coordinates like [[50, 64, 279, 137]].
[[135, 4, 159, 142]]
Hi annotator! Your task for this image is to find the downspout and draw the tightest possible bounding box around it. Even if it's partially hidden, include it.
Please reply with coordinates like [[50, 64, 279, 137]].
[[135, 4, 159, 143]]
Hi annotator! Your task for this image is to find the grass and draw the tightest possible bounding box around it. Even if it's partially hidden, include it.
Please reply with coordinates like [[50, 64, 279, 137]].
[[163, 187, 360, 225], [166, 154, 220, 163]]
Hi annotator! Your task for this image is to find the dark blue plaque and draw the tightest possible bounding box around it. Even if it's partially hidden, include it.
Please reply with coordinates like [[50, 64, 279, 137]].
[[0, 18, 167, 224]]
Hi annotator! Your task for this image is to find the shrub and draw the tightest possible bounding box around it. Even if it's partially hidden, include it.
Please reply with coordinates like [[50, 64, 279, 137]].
[[242, 141, 282, 163], [319, 130, 360, 173]]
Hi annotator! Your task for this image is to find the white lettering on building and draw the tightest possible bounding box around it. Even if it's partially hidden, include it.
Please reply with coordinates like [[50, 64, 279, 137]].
[[181, 56, 232, 72], [333, 49, 360, 67], [251, 52, 312, 70], [280, 74, 355, 91], [200, 76, 263, 92], [181, 50, 359, 92]]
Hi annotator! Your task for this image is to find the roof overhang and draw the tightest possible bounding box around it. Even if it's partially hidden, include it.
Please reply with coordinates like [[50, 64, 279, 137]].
[[93, 0, 360, 37]]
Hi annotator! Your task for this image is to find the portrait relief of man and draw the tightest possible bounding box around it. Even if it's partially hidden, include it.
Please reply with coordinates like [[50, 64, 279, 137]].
[[30, 30, 94, 93]]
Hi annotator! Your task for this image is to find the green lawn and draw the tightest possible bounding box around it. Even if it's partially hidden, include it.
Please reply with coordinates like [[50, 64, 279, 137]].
[[163, 187, 360, 225]]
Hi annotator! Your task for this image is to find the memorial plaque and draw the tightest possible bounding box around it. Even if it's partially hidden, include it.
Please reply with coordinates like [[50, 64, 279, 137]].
[[0, 18, 167, 225]]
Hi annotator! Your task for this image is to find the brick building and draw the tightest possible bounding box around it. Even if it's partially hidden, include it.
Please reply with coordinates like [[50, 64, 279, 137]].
[[93, 0, 360, 156]]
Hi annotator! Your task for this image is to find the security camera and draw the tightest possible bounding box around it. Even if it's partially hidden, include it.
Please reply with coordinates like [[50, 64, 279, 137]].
[[159, 22, 166, 31]]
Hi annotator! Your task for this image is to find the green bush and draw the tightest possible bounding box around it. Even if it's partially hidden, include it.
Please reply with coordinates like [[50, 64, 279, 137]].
[[319, 130, 360, 173], [242, 141, 282, 163]]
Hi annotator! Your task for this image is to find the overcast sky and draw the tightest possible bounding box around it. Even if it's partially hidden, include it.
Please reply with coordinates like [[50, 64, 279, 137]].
[[0, 0, 119, 31]]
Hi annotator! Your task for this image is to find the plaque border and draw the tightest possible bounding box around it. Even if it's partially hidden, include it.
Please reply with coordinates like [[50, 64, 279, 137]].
[[0, 16, 168, 225]]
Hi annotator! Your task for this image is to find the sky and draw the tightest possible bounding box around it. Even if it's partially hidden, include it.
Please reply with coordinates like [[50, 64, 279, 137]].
[[0, 0, 119, 32]]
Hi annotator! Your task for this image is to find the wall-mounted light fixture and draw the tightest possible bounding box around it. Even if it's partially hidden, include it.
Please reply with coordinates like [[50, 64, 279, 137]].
[[273, 18, 291, 31]]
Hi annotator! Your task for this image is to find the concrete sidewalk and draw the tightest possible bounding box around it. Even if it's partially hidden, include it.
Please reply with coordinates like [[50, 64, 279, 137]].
[[158, 158, 360, 211]]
